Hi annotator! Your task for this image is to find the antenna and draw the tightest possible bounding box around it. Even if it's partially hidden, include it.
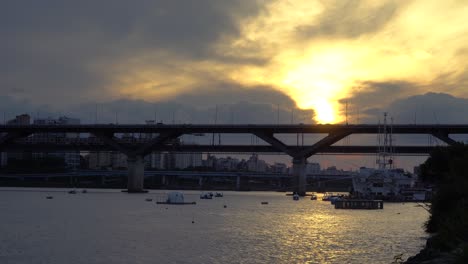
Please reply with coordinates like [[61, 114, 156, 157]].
[[291, 109, 294, 124], [345, 101, 348, 125], [212, 105, 218, 146], [95, 104, 98, 124], [154, 105, 158, 122], [277, 104, 280, 125]]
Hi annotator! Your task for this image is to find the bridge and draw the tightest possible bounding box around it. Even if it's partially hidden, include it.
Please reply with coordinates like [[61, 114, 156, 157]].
[[1, 123, 467, 195]]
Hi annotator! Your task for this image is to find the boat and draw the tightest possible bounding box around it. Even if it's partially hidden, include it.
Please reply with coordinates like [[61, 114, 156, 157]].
[[310, 194, 317, 200], [351, 113, 416, 201], [156, 192, 196, 205], [334, 199, 383, 209], [261, 201, 269, 205], [322, 193, 343, 201], [200, 192, 213, 199], [46, 196, 53, 199], [214, 192, 223, 197], [293, 193, 299, 200], [68, 190, 77, 194], [81, 189, 87, 193]]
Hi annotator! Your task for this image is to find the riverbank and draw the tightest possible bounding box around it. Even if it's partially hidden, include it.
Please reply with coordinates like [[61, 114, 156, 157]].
[[404, 145, 468, 263]]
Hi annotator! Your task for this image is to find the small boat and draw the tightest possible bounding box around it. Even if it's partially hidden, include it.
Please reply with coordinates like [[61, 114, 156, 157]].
[[215, 192, 223, 197], [156, 192, 196, 205], [145, 198, 153, 202], [68, 190, 77, 194], [293, 193, 299, 200], [200, 192, 213, 199], [322, 193, 344, 201], [81, 189, 87, 193], [46, 196, 53, 199], [261, 201, 269, 205]]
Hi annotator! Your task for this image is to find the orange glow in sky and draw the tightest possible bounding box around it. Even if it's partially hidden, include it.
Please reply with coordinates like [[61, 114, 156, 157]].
[[108, 0, 468, 124]]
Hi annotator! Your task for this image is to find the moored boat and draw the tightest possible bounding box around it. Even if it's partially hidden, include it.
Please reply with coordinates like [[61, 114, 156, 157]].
[[200, 192, 213, 199], [293, 193, 299, 200], [334, 199, 383, 209], [157, 192, 196, 205]]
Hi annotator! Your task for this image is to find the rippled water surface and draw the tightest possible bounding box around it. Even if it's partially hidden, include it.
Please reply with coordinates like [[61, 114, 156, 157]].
[[0, 188, 428, 264]]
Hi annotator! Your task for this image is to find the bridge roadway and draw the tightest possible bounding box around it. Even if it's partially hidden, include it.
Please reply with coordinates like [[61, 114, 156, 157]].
[[1, 123, 466, 195], [0, 170, 352, 179], [0, 170, 351, 190]]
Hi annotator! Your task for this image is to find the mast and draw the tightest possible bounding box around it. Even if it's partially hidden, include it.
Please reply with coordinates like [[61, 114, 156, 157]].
[[376, 112, 394, 170]]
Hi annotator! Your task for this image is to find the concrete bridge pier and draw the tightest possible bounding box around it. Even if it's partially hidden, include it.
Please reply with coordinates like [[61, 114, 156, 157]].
[[126, 155, 147, 193], [292, 157, 307, 196]]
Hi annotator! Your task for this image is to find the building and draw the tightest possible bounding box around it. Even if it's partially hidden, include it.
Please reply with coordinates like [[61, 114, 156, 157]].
[[32, 116, 81, 169], [306, 162, 321, 175], [215, 157, 240, 171], [7, 114, 30, 125], [4, 114, 32, 163], [271, 162, 288, 174], [246, 154, 267, 172], [164, 152, 202, 170], [88, 152, 113, 169]]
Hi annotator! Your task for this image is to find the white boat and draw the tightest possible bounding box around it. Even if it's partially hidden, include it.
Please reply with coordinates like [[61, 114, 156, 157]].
[[351, 113, 416, 200], [157, 192, 196, 205], [200, 192, 213, 199]]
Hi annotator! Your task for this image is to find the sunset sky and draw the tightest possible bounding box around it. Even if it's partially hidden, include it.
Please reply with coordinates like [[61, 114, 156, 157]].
[[2, 0, 468, 124]]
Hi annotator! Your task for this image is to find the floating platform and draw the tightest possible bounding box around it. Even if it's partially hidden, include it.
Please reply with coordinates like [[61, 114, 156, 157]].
[[156, 202, 196, 205], [334, 200, 383, 209]]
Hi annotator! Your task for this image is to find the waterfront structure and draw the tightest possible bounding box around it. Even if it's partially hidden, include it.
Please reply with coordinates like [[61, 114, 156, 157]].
[[352, 113, 415, 199]]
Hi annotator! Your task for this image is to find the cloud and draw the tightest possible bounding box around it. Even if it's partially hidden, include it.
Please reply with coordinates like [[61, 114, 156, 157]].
[[2, 0, 468, 124]]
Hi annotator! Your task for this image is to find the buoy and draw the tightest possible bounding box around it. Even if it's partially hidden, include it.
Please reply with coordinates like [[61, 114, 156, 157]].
[[192, 221, 195, 224], [223, 205, 227, 208]]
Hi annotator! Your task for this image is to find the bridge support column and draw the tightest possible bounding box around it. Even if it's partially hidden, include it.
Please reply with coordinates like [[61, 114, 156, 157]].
[[292, 157, 307, 196], [126, 155, 146, 193]]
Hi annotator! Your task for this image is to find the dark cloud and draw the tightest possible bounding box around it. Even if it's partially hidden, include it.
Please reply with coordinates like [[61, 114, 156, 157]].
[[296, 1, 399, 39], [387, 92, 468, 124], [0, 0, 263, 104], [339, 81, 417, 123]]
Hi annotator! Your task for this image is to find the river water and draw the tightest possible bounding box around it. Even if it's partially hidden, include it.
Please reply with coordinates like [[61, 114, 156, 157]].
[[0, 188, 428, 264]]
